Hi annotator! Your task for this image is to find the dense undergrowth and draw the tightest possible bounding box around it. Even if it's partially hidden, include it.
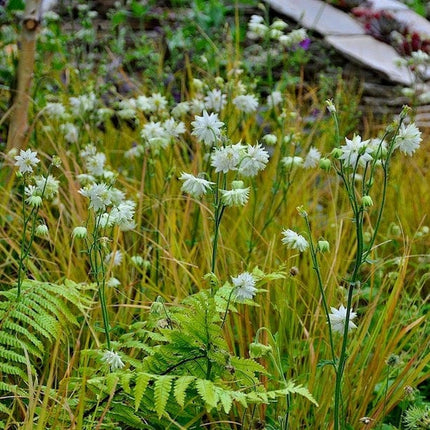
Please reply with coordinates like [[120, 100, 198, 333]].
[[0, 1, 429, 429]]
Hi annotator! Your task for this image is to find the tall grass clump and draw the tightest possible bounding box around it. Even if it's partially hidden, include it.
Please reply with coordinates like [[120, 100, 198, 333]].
[[0, 1, 429, 428]]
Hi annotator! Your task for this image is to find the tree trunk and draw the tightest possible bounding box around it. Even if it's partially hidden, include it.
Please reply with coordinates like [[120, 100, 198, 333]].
[[6, 0, 43, 151]]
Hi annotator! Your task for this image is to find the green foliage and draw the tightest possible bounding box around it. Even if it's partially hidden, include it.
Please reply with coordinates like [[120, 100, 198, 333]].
[[0, 279, 92, 421]]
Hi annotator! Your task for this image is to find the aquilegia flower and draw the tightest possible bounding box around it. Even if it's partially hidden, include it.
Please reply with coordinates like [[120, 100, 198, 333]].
[[303, 147, 321, 168], [238, 144, 269, 177], [233, 94, 259, 113], [220, 181, 250, 207], [339, 135, 372, 167], [101, 350, 125, 371], [179, 173, 214, 198], [328, 305, 357, 333], [191, 110, 224, 146], [394, 123, 421, 156], [232, 272, 257, 302], [14, 149, 40, 174], [281, 229, 309, 252]]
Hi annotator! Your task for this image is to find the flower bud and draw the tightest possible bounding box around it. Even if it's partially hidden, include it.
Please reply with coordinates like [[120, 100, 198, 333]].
[[296, 205, 308, 217], [262, 134, 277, 145], [362, 195, 374, 207], [326, 99, 336, 113], [317, 239, 330, 253], [319, 157, 331, 171], [331, 148, 343, 159], [72, 226, 87, 239], [36, 224, 49, 237], [231, 180, 245, 190]]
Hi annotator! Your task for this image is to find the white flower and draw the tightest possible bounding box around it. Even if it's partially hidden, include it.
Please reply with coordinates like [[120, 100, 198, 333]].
[[86, 152, 106, 177], [101, 350, 125, 371], [34, 175, 59, 200], [45, 102, 66, 120], [328, 305, 357, 333], [211, 144, 244, 173], [179, 173, 214, 198], [107, 277, 121, 288], [60, 123, 79, 143], [191, 110, 224, 146], [141, 121, 169, 149], [232, 272, 257, 302], [394, 123, 421, 156], [220, 182, 250, 207], [281, 229, 309, 252], [190, 97, 205, 115], [136, 95, 151, 112], [267, 91, 282, 108], [163, 118, 186, 138], [14, 149, 40, 174], [233, 94, 259, 113], [282, 156, 303, 168], [303, 147, 321, 168], [247, 15, 268, 40], [339, 135, 372, 167], [110, 200, 136, 231], [204, 89, 226, 112], [105, 250, 123, 267], [279, 28, 307, 48], [148, 93, 168, 113], [124, 144, 144, 159], [70, 93, 96, 117], [171, 101, 190, 117], [238, 144, 269, 177], [79, 183, 112, 212], [117, 99, 137, 119]]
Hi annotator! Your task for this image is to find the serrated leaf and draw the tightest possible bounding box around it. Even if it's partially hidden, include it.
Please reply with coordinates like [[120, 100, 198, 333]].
[[195, 379, 218, 410], [174, 376, 195, 407], [154, 375, 174, 418], [134, 373, 151, 411], [270, 381, 318, 406], [121, 371, 133, 394], [217, 388, 233, 413], [106, 373, 119, 393]]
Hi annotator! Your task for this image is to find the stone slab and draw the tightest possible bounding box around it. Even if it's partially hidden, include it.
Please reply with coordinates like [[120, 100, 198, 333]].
[[367, 0, 409, 11], [268, 0, 365, 35], [392, 9, 430, 36], [325, 34, 415, 85]]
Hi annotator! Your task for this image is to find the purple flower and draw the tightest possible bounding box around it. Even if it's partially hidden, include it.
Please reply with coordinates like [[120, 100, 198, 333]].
[[299, 38, 311, 50]]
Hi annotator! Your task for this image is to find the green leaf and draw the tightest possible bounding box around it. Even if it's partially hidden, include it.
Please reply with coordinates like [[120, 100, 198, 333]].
[[217, 388, 233, 413], [173, 376, 195, 408], [195, 379, 218, 410], [269, 381, 318, 406], [134, 373, 151, 411], [154, 375, 174, 418], [106, 373, 119, 393]]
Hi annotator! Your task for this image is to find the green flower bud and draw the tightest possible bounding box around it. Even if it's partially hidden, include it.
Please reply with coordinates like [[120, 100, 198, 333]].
[[72, 226, 87, 239], [317, 239, 330, 253], [362, 195, 374, 207], [35, 224, 49, 237], [331, 148, 343, 159], [319, 157, 331, 171], [231, 180, 245, 190]]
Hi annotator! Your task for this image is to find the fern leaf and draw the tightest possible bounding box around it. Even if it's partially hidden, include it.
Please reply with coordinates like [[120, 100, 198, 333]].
[[173, 376, 195, 408], [154, 375, 174, 418], [134, 372, 152, 411], [268, 381, 318, 406], [120, 371, 133, 394], [195, 379, 218, 410], [216, 387, 233, 413]]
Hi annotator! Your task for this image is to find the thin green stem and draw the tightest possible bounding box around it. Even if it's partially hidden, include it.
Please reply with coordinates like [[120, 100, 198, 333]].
[[303, 215, 337, 366]]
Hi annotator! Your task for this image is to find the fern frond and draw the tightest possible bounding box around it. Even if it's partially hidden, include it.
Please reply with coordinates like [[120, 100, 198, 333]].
[[195, 379, 218, 410], [173, 376, 195, 407], [134, 372, 152, 411], [154, 375, 174, 418]]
